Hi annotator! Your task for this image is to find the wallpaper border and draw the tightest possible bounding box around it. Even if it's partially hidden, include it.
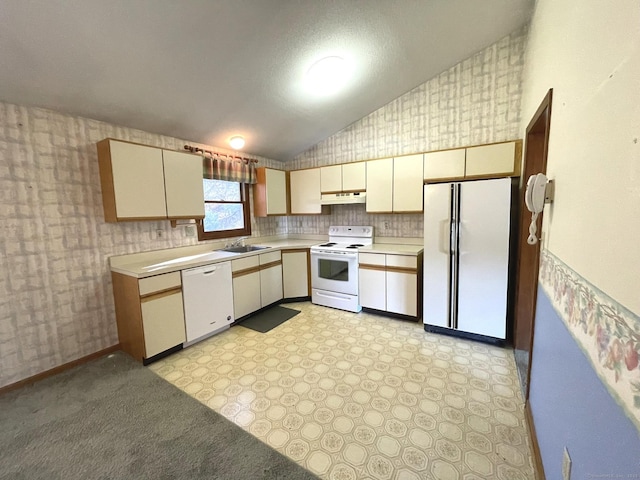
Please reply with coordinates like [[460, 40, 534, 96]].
[[539, 249, 640, 432]]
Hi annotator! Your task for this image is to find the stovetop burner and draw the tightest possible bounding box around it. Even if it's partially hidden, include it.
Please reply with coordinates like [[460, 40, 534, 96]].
[[318, 242, 337, 247], [346, 244, 365, 249]]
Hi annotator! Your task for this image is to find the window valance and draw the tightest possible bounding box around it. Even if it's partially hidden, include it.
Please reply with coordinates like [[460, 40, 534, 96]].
[[183, 145, 258, 184], [202, 155, 257, 184]]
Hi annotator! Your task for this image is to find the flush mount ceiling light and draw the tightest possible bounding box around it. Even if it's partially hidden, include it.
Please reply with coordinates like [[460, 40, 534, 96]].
[[306, 56, 350, 96], [229, 135, 245, 150]]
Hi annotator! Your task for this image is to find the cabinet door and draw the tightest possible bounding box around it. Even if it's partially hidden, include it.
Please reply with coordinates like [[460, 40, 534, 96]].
[[342, 162, 366, 192], [233, 272, 261, 319], [265, 169, 287, 215], [260, 264, 283, 307], [359, 267, 386, 310], [423, 149, 466, 181], [253, 168, 287, 217], [108, 140, 167, 220], [320, 165, 342, 193], [141, 291, 186, 358], [465, 142, 516, 177], [290, 168, 322, 214], [393, 154, 423, 212], [282, 250, 309, 298], [366, 158, 393, 213], [163, 150, 205, 218], [386, 271, 418, 316]]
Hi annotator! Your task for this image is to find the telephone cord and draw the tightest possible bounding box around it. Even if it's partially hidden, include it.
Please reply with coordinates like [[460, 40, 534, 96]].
[[527, 212, 539, 245]]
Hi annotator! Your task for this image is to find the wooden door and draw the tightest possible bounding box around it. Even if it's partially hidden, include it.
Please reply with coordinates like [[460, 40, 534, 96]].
[[514, 89, 553, 398]]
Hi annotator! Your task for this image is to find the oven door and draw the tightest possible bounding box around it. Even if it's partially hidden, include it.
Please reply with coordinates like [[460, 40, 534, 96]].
[[311, 250, 358, 296]]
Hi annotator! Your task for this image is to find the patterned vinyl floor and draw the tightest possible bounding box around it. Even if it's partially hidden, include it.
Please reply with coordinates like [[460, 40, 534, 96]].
[[150, 302, 536, 480]]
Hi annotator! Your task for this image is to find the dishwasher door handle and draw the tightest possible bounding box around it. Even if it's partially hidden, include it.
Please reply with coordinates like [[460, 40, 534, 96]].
[[203, 268, 217, 275]]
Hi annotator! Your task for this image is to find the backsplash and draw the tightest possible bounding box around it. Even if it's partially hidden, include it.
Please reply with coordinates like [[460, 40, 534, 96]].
[[286, 204, 423, 239], [289, 28, 526, 238], [0, 102, 283, 388]]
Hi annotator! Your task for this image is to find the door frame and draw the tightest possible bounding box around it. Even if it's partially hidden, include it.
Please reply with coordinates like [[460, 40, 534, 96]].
[[514, 89, 553, 399]]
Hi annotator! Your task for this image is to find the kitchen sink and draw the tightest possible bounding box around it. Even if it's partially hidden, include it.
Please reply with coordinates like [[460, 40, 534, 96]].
[[221, 245, 270, 253]]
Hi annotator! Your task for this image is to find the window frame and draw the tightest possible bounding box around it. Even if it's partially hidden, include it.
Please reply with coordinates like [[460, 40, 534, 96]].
[[197, 182, 252, 241]]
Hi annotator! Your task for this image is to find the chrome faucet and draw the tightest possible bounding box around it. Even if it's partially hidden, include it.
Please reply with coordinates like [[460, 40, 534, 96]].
[[231, 236, 249, 247]]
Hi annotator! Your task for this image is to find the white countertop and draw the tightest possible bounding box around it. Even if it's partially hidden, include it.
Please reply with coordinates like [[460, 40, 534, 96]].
[[359, 244, 424, 255], [110, 237, 423, 278]]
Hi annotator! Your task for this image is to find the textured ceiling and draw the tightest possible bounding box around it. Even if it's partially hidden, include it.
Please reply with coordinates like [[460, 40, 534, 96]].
[[0, 1, 533, 160]]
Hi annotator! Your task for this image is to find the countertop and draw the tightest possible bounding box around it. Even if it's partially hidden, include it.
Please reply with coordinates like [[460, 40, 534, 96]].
[[359, 244, 424, 255], [110, 237, 423, 279]]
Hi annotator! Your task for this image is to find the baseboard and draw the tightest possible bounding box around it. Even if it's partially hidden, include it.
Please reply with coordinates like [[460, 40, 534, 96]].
[[0, 344, 121, 396], [423, 324, 506, 346], [362, 307, 421, 322], [525, 400, 546, 480]]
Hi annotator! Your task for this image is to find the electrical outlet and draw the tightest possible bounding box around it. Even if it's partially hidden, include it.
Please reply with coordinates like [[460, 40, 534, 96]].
[[562, 446, 571, 480], [155, 229, 164, 239], [384, 221, 390, 230], [184, 225, 196, 237]]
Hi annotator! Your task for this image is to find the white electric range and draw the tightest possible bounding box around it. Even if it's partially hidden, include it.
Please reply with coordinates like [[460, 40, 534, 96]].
[[310, 226, 373, 312]]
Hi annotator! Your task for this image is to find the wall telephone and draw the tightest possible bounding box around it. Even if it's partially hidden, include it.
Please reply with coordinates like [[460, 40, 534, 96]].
[[525, 173, 552, 245]]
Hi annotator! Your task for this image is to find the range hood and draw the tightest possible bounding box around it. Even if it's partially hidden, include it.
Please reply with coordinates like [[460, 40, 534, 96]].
[[320, 192, 367, 205]]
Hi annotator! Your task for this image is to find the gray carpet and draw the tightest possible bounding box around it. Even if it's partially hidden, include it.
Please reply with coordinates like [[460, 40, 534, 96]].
[[0, 352, 320, 480], [237, 305, 300, 333]]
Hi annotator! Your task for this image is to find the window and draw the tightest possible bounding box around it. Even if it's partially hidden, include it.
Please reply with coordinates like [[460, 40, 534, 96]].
[[198, 179, 251, 240]]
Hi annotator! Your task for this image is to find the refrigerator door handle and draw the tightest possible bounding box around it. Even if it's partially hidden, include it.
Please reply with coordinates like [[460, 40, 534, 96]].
[[438, 219, 450, 254]]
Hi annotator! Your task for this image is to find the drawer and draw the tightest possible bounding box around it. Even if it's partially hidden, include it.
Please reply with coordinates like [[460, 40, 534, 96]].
[[231, 255, 260, 272], [359, 253, 386, 266], [386, 255, 417, 269], [139, 271, 181, 296], [259, 250, 282, 265]]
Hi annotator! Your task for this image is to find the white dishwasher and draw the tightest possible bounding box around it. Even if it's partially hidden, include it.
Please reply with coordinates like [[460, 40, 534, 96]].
[[182, 261, 234, 346]]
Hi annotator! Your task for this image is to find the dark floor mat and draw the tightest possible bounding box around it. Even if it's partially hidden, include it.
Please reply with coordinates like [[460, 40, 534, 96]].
[[237, 305, 301, 333]]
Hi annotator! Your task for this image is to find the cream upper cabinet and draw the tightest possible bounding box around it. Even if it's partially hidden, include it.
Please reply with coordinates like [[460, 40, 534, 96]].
[[423, 149, 466, 181], [100, 139, 167, 221], [366, 158, 394, 213], [320, 165, 342, 193], [342, 162, 366, 191], [97, 138, 205, 223], [320, 163, 366, 193], [253, 167, 287, 217], [393, 154, 423, 212], [163, 150, 205, 218], [465, 142, 518, 177], [290, 168, 323, 214]]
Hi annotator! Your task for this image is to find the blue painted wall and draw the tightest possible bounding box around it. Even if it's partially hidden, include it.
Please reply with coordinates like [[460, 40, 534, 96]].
[[529, 287, 640, 477]]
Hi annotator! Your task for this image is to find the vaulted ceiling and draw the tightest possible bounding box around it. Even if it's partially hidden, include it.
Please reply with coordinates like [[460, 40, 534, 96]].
[[0, 1, 533, 160]]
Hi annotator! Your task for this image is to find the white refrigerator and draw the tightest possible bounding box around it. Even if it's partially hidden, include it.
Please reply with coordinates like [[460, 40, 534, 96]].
[[423, 178, 512, 339]]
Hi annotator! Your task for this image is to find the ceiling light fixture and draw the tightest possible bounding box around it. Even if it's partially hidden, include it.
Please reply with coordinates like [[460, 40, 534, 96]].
[[229, 135, 245, 150], [306, 56, 350, 96]]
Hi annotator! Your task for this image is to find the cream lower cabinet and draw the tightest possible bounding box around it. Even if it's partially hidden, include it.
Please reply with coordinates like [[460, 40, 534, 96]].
[[232, 256, 262, 319], [112, 270, 186, 363], [260, 250, 284, 307], [359, 252, 422, 317], [282, 249, 310, 298], [232, 250, 283, 320]]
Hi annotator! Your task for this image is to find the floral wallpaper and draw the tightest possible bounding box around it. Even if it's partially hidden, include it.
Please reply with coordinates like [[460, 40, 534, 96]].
[[539, 250, 640, 428]]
